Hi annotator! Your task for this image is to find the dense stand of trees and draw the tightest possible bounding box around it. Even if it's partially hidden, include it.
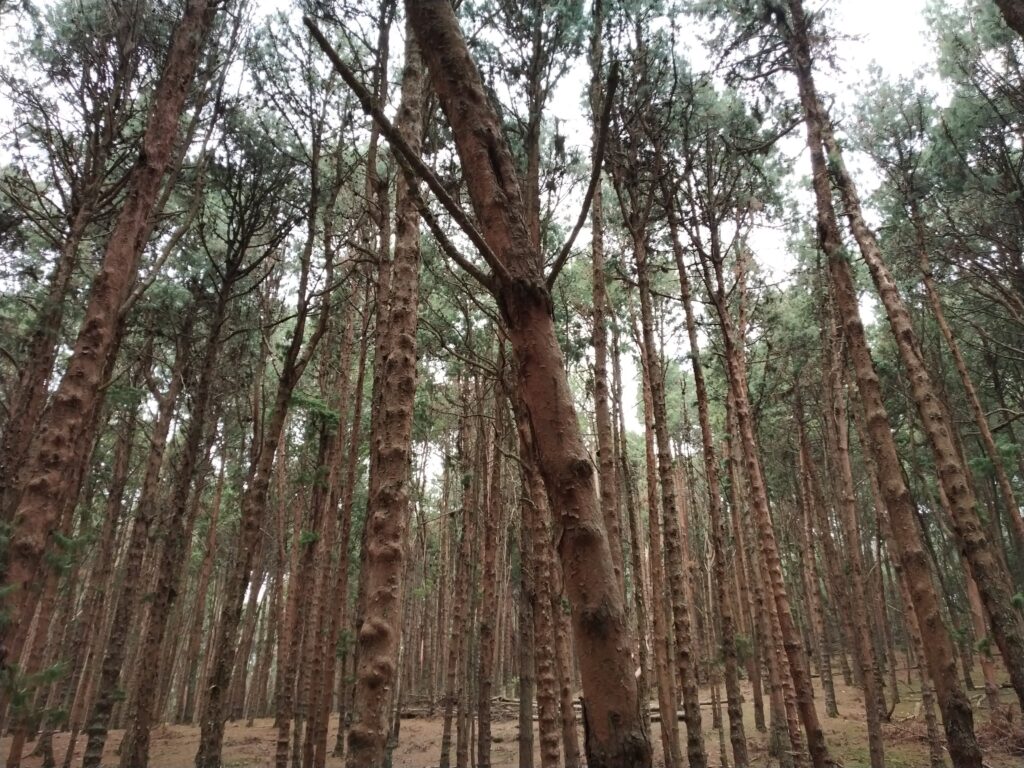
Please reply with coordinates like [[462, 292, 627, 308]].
[[2, 1, 1024, 767]]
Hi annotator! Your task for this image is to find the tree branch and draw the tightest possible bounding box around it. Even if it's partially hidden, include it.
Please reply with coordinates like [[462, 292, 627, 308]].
[[304, 16, 507, 288], [546, 61, 620, 289]]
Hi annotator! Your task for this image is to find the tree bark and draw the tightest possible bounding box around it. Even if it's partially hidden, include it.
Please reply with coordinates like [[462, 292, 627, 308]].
[[404, 4, 651, 766], [673, 221, 748, 767], [0, 0, 220, 671], [996, 0, 1024, 39], [781, 2, 984, 763], [345, 23, 425, 767], [820, 105, 1024, 714], [636, 323, 684, 768]]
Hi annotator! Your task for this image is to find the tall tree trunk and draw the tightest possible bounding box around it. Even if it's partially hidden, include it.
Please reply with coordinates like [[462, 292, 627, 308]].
[[911, 206, 1024, 562], [815, 363, 885, 768], [611, 321, 652, 734], [398, 5, 650, 765], [781, 2, 983, 763], [633, 234, 707, 768], [0, 0, 220, 670], [637, 321, 684, 768], [345, 25, 425, 766], [439, 411, 475, 768], [588, 0, 624, 594], [793, 422, 839, 719], [477, 396, 503, 768], [81, 334, 190, 768], [819, 109, 1024, 712], [672, 220, 748, 767], [513, 391, 562, 768], [702, 252, 833, 768]]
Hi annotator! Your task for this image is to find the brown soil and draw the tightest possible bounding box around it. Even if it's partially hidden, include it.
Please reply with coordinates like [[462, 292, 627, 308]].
[[6, 668, 1023, 767]]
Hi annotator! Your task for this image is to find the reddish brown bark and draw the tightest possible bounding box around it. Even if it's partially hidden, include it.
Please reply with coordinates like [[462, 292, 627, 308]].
[[793, 423, 839, 719], [637, 325, 684, 768], [345, 25, 425, 766], [403, 4, 650, 765], [611, 322, 653, 735], [477, 399, 504, 768], [703, 251, 832, 768], [672, 220, 748, 767], [780, 2, 983, 763], [633, 236, 705, 768], [0, 0, 220, 671], [820, 113, 1024, 713], [512, 392, 562, 768], [81, 332, 190, 768], [588, 0, 624, 594], [817, 367, 885, 767]]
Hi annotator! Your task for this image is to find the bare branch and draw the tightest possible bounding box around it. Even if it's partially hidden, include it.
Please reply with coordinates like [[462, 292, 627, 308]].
[[303, 16, 508, 289], [545, 61, 619, 288]]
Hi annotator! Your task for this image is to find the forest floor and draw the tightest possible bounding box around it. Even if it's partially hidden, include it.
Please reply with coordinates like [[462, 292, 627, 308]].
[[5, 666, 1024, 767]]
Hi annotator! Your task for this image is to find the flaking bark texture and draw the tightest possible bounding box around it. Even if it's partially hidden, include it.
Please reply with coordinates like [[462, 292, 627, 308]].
[[405, 3, 650, 766]]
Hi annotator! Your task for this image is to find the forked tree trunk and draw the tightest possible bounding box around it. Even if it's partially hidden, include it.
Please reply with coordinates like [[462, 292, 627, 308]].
[[780, 2, 983, 763], [403, 4, 650, 766], [0, 0, 220, 671]]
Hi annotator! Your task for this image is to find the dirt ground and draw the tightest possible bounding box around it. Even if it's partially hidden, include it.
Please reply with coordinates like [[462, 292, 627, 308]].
[[5, 668, 1023, 767]]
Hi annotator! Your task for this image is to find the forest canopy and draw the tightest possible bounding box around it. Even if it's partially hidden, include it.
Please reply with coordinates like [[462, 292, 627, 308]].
[[2, 1, 1024, 767]]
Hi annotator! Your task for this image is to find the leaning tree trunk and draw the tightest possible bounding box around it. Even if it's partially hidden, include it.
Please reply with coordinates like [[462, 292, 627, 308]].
[[0, 0, 220, 671], [820, 110, 1024, 714], [703, 252, 832, 768], [780, 2, 984, 764], [401, 4, 650, 766], [911, 206, 1024, 563], [81, 336, 190, 768]]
